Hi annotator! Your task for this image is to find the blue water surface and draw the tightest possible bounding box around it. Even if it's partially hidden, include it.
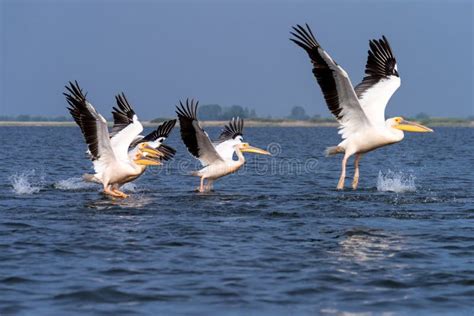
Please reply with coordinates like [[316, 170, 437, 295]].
[[0, 126, 473, 315]]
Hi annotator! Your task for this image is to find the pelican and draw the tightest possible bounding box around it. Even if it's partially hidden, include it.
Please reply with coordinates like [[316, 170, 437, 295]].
[[110, 93, 177, 164], [64, 81, 163, 198], [80, 93, 176, 187], [176, 99, 271, 192], [290, 24, 433, 190]]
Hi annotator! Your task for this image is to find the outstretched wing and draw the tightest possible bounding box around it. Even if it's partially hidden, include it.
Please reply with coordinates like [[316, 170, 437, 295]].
[[176, 99, 223, 166], [109, 93, 143, 162], [155, 143, 176, 162], [290, 24, 371, 139], [111, 92, 136, 137], [213, 117, 245, 161], [355, 36, 401, 127], [64, 81, 116, 174], [217, 117, 244, 143], [130, 119, 177, 161], [142, 119, 177, 143]]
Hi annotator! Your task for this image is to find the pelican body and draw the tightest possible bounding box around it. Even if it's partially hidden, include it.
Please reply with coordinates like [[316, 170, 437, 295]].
[[64, 81, 164, 198], [291, 24, 433, 190], [176, 99, 270, 192]]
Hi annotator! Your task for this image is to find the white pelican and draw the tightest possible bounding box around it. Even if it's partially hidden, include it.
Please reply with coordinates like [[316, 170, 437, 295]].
[[176, 99, 271, 192], [110, 93, 177, 162], [64, 81, 163, 198], [290, 24, 433, 190], [79, 93, 176, 187]]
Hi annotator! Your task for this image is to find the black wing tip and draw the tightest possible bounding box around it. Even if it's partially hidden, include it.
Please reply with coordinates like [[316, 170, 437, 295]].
[[63, 81, 101, 160], [356, 35, 399, 97], [155, 119, 177, 138], [363, 33, 398, 81], [111, 92, 135, 127], [114, 92, 135, 115], [289, 23, 319, 51], [369, 35, 395, 58], [157, 143, 177, 161], [218, 116, 245, 141], [175, 98, 199, 121], [290, 23, 312, 34], [176, 98, 201, 159], [64, 80, 87, 103]]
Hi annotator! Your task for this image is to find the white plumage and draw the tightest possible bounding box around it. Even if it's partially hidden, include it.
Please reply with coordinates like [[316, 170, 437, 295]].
[[65, 81, 164, 198], [291, 24, 433, 190], [176, 99, 270, 192]]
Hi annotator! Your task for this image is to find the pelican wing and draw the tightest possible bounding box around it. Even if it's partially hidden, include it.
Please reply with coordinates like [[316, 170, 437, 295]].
[[138, 119, 177, 144], [217, 117, 244, 143], [109, 93, 143, 162], [213, 117, 245, 161], [176, 99, 223, 166], [355, 36, 400, 126], [64, 81, 116, 174], [110, 93, 136, 137], [130, 119, 177, 161], [290, 24, 371, 138]]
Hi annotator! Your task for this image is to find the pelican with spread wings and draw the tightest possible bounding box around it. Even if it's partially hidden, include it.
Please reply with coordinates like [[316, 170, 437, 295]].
[[109, 94, 177, 169], [291, 24, 433, 190], [176, 99, 270, 192], [64, 81, 164, 198]]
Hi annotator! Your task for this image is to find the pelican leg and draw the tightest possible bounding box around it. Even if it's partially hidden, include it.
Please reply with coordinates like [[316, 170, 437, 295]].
[[112, 189, 129, 199], [352, 154, 362, 190], [337, 154, 349, 190], [103, 185, 122, 198], [109, 184, 129, 198], [199, 177, 205, 193], [205, 180, 214, 192]]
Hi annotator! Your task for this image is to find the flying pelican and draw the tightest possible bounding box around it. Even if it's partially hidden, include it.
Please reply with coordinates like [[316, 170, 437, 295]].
[[176, 99, 271, 192], [290, 24, 433, 190], [64, 81, 163, 198]]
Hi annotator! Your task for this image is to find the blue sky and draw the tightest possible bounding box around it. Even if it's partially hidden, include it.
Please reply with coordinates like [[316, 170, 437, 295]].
[[1, 0, 472, 119]]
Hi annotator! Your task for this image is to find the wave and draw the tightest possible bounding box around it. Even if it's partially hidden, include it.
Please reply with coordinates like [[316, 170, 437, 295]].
[[54, 177, 97, 191], [377, 170, 416, 193], [54, 177, 138, 192], [9, 170, 45, 195]]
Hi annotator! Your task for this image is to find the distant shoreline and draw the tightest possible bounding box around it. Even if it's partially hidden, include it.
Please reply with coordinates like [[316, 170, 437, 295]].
[[0, 120, 472, 127]]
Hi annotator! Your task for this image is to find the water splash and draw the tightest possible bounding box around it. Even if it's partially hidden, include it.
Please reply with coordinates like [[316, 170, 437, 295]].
[[122, 183, 137, 192], [377, 170, 416, 193], [54, 177, 97, 191], [55, 177, 138, 192], [9, 170, 45, 195]]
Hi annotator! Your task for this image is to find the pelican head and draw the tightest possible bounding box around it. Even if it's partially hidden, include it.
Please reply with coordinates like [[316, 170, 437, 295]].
[[390, 117, 433, 133], [237, 142, 271, 155], [133, 152, 162, 166], [137, 142, 164, 158]]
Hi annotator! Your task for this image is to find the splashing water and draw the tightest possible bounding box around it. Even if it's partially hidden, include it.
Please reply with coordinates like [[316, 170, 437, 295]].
[[377, 170, 416, 193], [122, 183, 138, 192], [10, 170, 45, 195], [54, 177, 97, 191], [54, 177, 138, 192]]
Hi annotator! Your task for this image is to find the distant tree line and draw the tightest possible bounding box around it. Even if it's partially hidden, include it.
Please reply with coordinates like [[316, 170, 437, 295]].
[[287, 106, 334, 121], [6, 109, 464, 124], [151, 104, 333, 122], [197, 104, 257, 120], [0, 115, 72, 122]]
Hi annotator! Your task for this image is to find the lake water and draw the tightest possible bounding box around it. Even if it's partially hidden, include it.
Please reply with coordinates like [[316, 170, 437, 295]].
[[0, 126, 473, 315]]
